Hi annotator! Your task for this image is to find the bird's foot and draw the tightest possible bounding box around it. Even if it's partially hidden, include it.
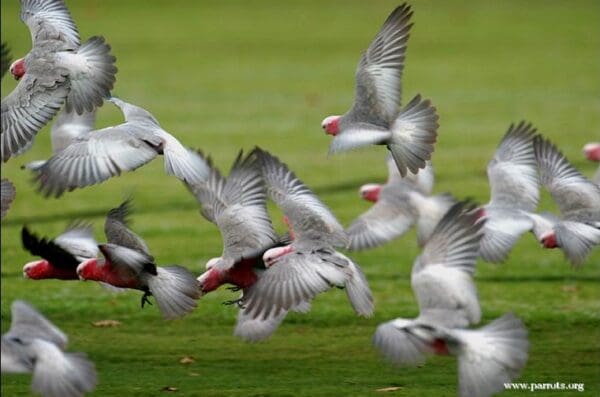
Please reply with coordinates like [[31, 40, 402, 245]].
[[226, 286, 241, 292], [141, 291, 153, 308]]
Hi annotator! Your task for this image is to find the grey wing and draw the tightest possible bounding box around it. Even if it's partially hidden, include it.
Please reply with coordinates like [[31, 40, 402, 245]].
[[104, 199, 151, 255], [20, 0, 80, 50], [50, 108, 96, 153], [241, 253, 349, 320], [30, 339, 97, 397], [234, 307, 288, 342], [487, 121, 539, 211], [255, 148, 347, 248], [33, 123, 159, 197], [349, 4, 413, 126], [554, 221, 600, 266], [5, 300, 68, 349], [417, 200, 483, 274], [190, 151, 278, 262], [1, 178, 16, 219], [99, 243, 156, 279], [1, 71, 70, 162], [1, 42, 11, 79], [54, 222, 98, 261], [412, 263, 481, 327], [392, 155, 434, 194], [534, 135, 600, 219], [479, 209, 533, 263], [346, 193, 416, 251], [372, 318, 429, 365]]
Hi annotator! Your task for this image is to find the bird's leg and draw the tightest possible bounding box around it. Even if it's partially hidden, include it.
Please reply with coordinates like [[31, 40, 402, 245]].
[[140, 291, 153, 308], [226, 286, 241, 292]]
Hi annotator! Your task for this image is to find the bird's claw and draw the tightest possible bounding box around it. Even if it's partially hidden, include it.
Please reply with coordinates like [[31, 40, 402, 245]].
[[222, 299, 244, 308], [227, 286, 241, 292], [141, 292, 153, 308]]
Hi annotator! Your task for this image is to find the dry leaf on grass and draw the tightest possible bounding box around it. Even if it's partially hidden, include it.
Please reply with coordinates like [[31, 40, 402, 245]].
[[179, 356, 195, 364], [161, 386, 178, 392], [92, 320, 122, 327], [376, 386, 403, 392]]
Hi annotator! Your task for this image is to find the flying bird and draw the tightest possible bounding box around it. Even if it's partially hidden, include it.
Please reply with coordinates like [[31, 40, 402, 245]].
[[32, 97, 209, 197], [240, 148, 374, 320], [532, 136, 600, 265], [22, 223, 98, 280], [1, 179, 16, 219], [346, 156, 455, 250], [76, 199, 202, 319], [322, 4, 439, 177], [1, 300, 97, 397], [478, 121, 540, 263], [1, 0, 117, 162], [189, 150, 307, 341], [373, 201, 529, 397]]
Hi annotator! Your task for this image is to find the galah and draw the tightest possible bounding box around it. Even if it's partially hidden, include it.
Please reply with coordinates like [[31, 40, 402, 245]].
[[76, 200, 202, 320], [1, 0, 117, 163], [32, 97, 209, 197], [1, 300, 97, 397], [188, 149, 304, 341], [1, 179, 16, 219], [373, 201, 530, 397], [22, 223, 98, 280], [322, 4, 439, 177], [347, 156, 455, 250], [532, 136, 600, 265], [240, 148, 374, 320], [478, 121, 540, 263], [23, 107, 97, 171]]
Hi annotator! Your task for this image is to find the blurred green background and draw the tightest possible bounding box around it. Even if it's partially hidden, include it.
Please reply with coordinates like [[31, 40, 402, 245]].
[[1, 0, 599, 396]]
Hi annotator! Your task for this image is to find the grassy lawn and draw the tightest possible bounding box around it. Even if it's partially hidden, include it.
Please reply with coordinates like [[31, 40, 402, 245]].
[[1, 1, 599, 396]]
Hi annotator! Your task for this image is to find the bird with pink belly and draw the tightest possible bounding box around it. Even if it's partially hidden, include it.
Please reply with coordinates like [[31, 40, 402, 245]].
[[186, 149, 307, 341], [322, 4, 439, 177], [529, 136, 600, 266], [239, 148, 374, 321], [76, 200, 202, 320], [1, 0, 117, 162], [373, 201, 529, 397], [21, 223, 98, 281], [347, 155, 455, 250]]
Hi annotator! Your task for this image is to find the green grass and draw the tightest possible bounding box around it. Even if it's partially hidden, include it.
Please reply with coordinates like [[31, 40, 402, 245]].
[[1, 0, 599, 396]]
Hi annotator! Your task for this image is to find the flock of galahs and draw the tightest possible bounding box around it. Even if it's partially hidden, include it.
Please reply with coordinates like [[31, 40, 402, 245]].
[[1, 1, 598, 397]]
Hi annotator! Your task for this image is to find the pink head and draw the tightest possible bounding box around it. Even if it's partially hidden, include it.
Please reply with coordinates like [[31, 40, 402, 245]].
[[23, 259, 78, 280], [76, 258, 102, 281], [359, 184, 382, 203], [9, 58, 26, 80], [321, 115, 341, 136], [583, 143, 600, 162], [263, 245, 294, 267], [197, 268, 222, 294], [540, 230, 558, 249]]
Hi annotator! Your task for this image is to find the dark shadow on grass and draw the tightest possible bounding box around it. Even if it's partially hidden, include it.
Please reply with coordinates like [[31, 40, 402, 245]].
[[477, 275, 600, 282], [2, 179, 368, 226]]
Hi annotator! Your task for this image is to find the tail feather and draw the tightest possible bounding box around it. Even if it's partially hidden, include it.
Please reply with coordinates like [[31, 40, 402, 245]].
[[148, 266, 202, 320], [388, 94, 439, 177], [234, 308, 287, 342], [344, 259, 374, 317], [455, 313, 529, 397], [66, 36, 117, 114], [163, 138, 210, 185]]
